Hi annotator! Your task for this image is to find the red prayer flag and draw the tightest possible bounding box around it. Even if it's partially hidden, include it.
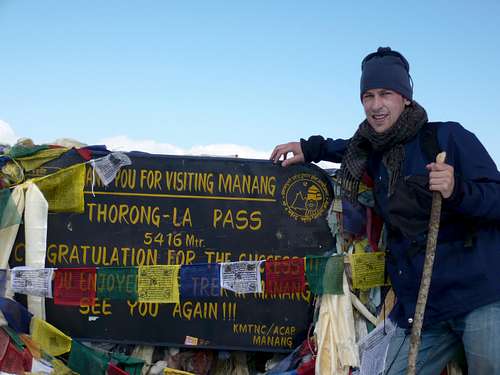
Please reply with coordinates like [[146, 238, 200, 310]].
[[265, 258, 305, 295], [0, 329, 9, 360], [0, 342, 27, 373], [108, 363, 129, 375], [54, 268, 97, 306]]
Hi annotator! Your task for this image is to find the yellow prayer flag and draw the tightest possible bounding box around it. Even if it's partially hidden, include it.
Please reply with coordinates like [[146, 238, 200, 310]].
[[138, 265, 180, 303], [32, 163, 85, 213], [349, 251, 387, 290], [17, 148, 69, 172], [30, 316, 72, 356], [52, 358, 78, 375]]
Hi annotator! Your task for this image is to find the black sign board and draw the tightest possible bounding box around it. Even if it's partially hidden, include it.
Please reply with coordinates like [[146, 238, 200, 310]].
[[14, 152, 334, 352]]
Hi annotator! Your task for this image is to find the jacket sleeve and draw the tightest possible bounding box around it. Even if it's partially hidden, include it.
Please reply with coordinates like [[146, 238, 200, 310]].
[[441, 122, 500, 220], [300, 135, 349, 163]]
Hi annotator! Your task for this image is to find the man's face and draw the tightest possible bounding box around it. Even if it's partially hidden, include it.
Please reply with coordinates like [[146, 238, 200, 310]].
[[362, 88, 410, 133]]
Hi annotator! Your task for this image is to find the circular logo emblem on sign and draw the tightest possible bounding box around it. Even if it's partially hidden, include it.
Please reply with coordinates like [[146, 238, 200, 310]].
[[281, 173, 330, 222]]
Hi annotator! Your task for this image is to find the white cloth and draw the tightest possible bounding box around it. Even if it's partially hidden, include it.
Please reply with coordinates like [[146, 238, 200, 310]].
[[24, 182, 49, 319], [24, 182, 48, 268], [315, 273, 360, 375]]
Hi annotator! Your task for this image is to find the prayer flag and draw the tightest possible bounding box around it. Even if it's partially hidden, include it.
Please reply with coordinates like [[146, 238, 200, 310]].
[[180, 263, 220, 299], [20, 334, 41, 359], [96, 267, 137, 301], [24, 182, 49, 268], [31, 358, 55, 374], [52, 358, 78, 375], [137, 265, 180, 303], [108, 363, 129, 375], [92, 152, 132, 186], [0, 186, 24, 269], [8, 144, 48, 159], [68, 340, 109, 375], [305, 255, 344, 295], [30, 316, 72, 356], [54, 268, 96, 306], [33, 163, 85, 213], [0, 297, 33, 333], [11, 267, 54, 298], [0, 270, 7, 298], [109, 352, 145, 375], [0, 342, 30, 373], [220, 261, 263, 294], [2, 326, 25, 350], [0, 329, 9, 361], [265, 258, 305, 295], [350, 251, 387, 289], [17, 147, 68, 171], [0, 189, 21, 230]]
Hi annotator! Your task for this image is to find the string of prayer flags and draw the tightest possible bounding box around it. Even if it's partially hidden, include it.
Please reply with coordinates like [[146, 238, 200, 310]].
[[53, 268, 96, 306], [33, 163, 85, 213], [305, 255, 344, 295], [68, 340, 109, 375], [265, 258, 305, 295], [0, 188, 22, 230], [180, 263, 221, 299], [349, 251, 387, 290], [220, 261, 263, 294], [30, 317, 72, 356], [11, 267, 54, 298], [96, 267, 137, 301], [92, 152, 132, 186], [137, 265, 180, 303], [0, 297, 33, 334]]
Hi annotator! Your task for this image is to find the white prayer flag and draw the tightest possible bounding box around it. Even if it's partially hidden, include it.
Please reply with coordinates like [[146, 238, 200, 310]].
[[11, 266, 54, 298], [220, 261, 263, 293], [92, 152, 132, 186]]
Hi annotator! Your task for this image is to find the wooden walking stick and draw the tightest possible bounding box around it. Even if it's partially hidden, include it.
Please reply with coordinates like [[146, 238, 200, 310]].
[[406, 152, 446, 375]]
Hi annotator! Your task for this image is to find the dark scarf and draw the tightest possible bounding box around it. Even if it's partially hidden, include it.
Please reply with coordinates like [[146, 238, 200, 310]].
[[340, 101, 428, 201]]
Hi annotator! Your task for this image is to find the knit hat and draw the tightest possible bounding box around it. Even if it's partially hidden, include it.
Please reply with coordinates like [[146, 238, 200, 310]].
[[360, 47, 413, 100]]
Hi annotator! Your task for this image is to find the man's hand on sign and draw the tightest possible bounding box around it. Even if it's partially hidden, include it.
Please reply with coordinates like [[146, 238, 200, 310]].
[[270, 141, 305, 167], [426, 161, 455, 199]]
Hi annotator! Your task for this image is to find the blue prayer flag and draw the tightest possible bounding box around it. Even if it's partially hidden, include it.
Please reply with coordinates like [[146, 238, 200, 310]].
[[0, 297, 33, 334], [180, 264, 220, 299]]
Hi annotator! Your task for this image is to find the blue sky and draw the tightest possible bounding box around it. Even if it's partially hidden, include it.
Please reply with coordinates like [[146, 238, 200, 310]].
[[1, 1, 499, 163]]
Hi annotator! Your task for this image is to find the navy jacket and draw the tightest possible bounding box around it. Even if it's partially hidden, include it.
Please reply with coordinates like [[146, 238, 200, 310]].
[[301, 122, 500, 328]]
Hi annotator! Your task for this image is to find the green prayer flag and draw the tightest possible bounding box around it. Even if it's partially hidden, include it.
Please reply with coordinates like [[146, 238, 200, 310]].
[[305, 255, 344, 295], [0, 189, 21, 229], [110, 352, 145, 375], [96, 267, 138, 301], [8, 144, 48, 159], [68, 340, 109, 375]]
